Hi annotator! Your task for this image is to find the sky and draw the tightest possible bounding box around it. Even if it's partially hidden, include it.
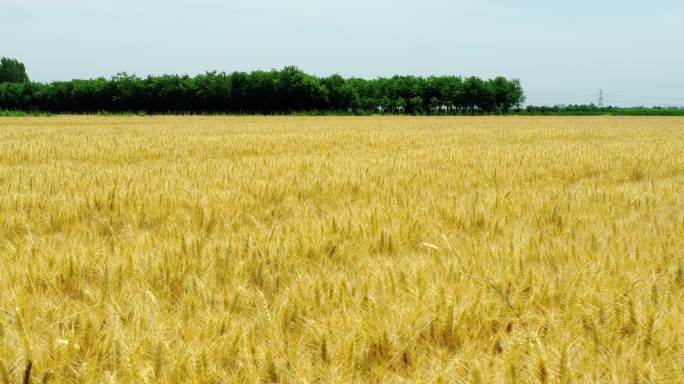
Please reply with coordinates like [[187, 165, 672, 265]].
[[2, 0, 684, 106]]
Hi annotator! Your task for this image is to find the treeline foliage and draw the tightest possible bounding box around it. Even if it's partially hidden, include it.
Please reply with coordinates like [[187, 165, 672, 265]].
[[520, 104, 684, 116], [0, 66, 525, 114], [0, 57, 29, 84]]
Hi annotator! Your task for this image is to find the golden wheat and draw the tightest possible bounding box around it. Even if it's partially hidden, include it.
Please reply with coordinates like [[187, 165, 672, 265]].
[[0, 116, 683, 383]]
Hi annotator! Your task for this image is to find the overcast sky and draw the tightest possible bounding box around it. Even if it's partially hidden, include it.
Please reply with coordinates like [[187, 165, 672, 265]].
[[2, 0, 683, 106]]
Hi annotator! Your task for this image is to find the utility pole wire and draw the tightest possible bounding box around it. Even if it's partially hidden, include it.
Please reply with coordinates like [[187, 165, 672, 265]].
[[526, 90, 684, 106]]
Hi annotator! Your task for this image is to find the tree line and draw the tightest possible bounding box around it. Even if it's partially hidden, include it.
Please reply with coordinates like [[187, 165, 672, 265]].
[[520, 104, 684, 116], [0, 58, 525, 114]]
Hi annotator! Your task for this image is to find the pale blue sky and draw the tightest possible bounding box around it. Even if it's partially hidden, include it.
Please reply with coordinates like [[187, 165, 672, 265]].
[[3, 0, 683, 106]]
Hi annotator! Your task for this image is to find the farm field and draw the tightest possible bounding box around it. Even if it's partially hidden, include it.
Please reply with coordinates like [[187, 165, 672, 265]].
[[0, 116, 683, 383]]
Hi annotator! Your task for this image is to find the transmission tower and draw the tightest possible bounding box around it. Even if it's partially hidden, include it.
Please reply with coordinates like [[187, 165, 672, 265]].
[[598, 89, 604, 108]]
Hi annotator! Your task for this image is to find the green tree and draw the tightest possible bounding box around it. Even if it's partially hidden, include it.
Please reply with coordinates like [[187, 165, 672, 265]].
[[0, 57, 29, 83], [490, 76, 525, 112], [409, 96, 423, 114], [276, 66, 327, 112]]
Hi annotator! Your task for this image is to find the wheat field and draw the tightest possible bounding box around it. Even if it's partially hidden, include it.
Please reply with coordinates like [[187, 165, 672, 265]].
[[0, 116, 683, 383]]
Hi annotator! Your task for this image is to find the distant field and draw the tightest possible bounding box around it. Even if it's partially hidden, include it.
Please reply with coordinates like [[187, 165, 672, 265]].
[[0, 116, 683, 383]]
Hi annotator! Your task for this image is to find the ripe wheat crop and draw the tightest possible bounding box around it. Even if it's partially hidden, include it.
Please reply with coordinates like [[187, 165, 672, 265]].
[[0, 116, 683, 383]]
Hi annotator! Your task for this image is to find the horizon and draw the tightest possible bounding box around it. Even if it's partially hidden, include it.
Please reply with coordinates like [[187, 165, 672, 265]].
[[5, 66, 683, 109], [3, 0, 684, 107]]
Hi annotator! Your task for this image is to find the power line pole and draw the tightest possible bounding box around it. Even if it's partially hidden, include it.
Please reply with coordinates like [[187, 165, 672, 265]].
[[598, 89, 604, 108]]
